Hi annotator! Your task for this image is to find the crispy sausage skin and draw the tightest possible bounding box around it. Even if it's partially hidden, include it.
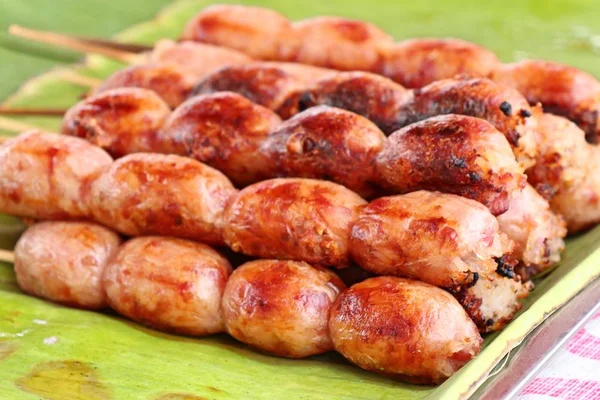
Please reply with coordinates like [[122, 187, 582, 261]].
[[14, 221, 121, 309], [497, 184, 566, 278], [103, 237, 232, 336], [95, 63, 194, 108], [290, 17, 392, 71], [191, 63, 304, 114], [295, 71, 411, 133], [88, 153, 237, 245], [493, 60, 600, 143], [329, 277, 482, 385], [223, 178, 366, 267], [62, 88, 171, 158], [375, 114, 526, 215], [380, 39, 500, 88], [149, 39, 252, 80], [0, 131, 113, 220], [183, 5, 299, 61], [262, 106, 386, 198], [398, 78, 541, 168], [159, 92, 281, 186], [527, 114, 600, 232], [349, 191, 512, 288], [222, 259, 345, 358], [451, 272, 533, 333]]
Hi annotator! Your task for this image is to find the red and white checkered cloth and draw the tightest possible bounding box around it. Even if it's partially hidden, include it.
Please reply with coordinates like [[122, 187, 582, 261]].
[[516, 309, 600, 399]]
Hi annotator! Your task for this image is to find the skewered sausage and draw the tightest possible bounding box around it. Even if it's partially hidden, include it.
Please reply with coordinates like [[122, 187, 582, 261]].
[[380, 38, 500, 88], [261, 106, 386, 197], [95, 63, 194, 108], [223, 178, 366, 267], [497, 184, 566, 279], [149, 39, 252, 80], [182, 5, 298, 61], [329, 277, 482, 385], [295, 71, 411, 133], [397, 78, 541, 168], [159, 92, 281, 186], [0, 131, 112, 220], [62, 87, 171, 158], [222, 259, 345, 358], [375, 114, 526, 215], [290, 16, 393, 70], [349, 191, 512, 289], [492, 60, 600, 144], [103, 236, 232, 336], [88, 153, 237, 245], [14, 221, 121, 309]]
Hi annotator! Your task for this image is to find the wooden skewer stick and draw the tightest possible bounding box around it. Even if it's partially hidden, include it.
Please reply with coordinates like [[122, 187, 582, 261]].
[[0, 107, 66, 116], [0, 249, 15, 264], [55, 69, 102, 88], [9, 25, 147, 64]]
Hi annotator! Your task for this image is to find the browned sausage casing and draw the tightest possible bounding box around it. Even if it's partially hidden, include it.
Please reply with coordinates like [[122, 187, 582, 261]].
[[159, 92, 281, 186], [262, 106, 386, 198], [95, 63, 194, 108], [380, 38, 500, 88], [290, 17, 392, 71], [329, 277, 483, 385], [398, 78, 540, 168], [62, 87, 171, 158], [222, 259, 345, 358], [149, 39, 252, 81], [295, 71, 411, 133], [349, 191, 512, 288], [0, 131, 113, 220], [493, 60, 600, 144], [223, 178, 366, 267], [497, 184, 566, 277], [375, 114, 526, 215], [182, 5, 299, 61], [103, 237, 232, 336], [191, 64, 305, 114], [15, 221, 121, 309], [88, 153, 237, 245]]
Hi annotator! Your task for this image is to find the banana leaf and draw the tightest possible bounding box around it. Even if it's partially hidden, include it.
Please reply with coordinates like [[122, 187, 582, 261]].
[[1, 0, 600, 399]]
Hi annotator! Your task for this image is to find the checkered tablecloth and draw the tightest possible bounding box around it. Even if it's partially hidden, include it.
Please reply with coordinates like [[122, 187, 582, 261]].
[[515, 309, 600, 399]]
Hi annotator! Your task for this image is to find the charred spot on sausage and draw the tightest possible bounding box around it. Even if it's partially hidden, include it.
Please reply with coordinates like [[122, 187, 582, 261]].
[[499, 101, 512, 116]]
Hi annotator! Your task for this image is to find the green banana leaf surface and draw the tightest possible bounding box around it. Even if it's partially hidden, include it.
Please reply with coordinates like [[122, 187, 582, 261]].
[[1, 0, 600, 399]]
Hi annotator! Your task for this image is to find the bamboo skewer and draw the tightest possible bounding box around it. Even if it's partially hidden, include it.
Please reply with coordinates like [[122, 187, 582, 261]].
[[0, 107, 66, 116], [9, 25, 146, 64], [0, 117, 46, 135], [0, 249, 15, 264]]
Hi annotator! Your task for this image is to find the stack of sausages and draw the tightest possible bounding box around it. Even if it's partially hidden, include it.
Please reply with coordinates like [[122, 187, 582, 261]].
[[2, 3, 600, 385]]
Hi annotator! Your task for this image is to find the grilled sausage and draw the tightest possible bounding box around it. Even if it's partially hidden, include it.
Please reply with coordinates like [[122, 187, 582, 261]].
[[0, 131, 112, 220], [223, 178, 366, 267], [14, 221, 121, 309], [375, 114, 526, 215], [493, 60, 600, 144], [62, 87, 171, 158], [88, 153, 237, 245], [103, 236, 232, 335], [222, 259, 345, 358], [349, 191, 512, 289], [159, 92, 281, 186], [262, 106, 386, 197], [397, 78, 541, 168], [295, 71, 411, 133], [95, 63, 194, 108], [380, 38, 500, 88], [329, 277, 482, 384]]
